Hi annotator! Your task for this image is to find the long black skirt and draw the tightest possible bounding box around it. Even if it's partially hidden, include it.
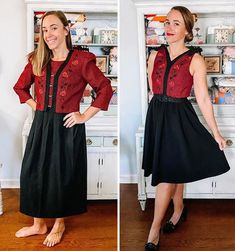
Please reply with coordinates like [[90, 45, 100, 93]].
[[142, 95, 230, 186], [20, 110, 87, 218]]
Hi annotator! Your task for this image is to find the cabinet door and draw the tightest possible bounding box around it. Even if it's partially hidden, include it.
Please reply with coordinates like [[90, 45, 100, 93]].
[[87, 152, 100, 195], [100, 152, 117, 196], [214, 148, 235, 194], [184, 178, 213, 196]]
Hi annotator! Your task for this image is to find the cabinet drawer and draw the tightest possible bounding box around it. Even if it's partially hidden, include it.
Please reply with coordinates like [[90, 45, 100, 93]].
[[86, 137, 102, 147], [103, 137, 118, 147]]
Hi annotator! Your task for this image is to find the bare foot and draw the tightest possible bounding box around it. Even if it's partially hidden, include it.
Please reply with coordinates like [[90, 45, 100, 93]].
[[43, 222, 65, 247], [15, 224, 47, 238]]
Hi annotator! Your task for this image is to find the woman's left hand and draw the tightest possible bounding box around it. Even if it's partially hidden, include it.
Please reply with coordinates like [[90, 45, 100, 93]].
[[63, 112, 87, 128], [213, 132, 227, 151]]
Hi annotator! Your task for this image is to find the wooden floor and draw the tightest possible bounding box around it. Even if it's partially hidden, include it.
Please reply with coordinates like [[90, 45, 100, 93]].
[[120, 184, 235, 251], [0, 189, 117, 251]]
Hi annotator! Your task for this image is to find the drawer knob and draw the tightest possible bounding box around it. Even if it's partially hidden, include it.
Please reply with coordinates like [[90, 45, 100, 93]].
[[226, 139, 233, 146], [86, 139, 92, 145], [113, 139, 118, 146]]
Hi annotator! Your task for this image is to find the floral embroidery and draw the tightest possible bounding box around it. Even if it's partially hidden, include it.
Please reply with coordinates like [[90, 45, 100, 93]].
[[62, 71, 69, 78], [72, 59, 79, 65], [39, 88, 43, 94], [59, 90, 67, 96], [167, 53, 194, 97]]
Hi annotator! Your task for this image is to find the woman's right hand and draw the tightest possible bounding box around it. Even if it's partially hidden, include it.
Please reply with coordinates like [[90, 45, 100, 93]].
[[26, 99, 37, 111], [213, 131, 227, 151]]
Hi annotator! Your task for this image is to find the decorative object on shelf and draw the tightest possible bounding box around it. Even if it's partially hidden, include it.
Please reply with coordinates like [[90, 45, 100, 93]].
[[96, 55, 109, 73], [100, 29, 117, 44], [109, 47, 118, 75], [66, 13, 91, 44], [211, 84, 235, 104], [34, 12, 44, 44], [71, 27, 92, 44], [193, 27, 204, 44], [223, 46, 235, 74], [204, 55, 222, 74], [110, 86, 117, 105], [206, 25, 234, 44], [145, 14, 166, 45], [215, 28, 231, 43]]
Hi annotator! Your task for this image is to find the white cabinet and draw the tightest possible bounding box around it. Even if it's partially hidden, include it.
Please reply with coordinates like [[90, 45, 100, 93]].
[[133, 0, 235, 210], [87, 152, 100, 195], [86, 131, 118, 200], [101, 152, 118, 195], [87, 152, 118, 198]]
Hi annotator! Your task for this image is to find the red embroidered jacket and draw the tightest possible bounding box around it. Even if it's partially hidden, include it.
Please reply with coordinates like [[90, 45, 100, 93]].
[[151, 44, 202, 98], [13, 50, 113, 113]]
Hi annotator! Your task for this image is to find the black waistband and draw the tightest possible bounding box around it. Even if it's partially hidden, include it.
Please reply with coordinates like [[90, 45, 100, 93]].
[[154, 94, 187, 103]]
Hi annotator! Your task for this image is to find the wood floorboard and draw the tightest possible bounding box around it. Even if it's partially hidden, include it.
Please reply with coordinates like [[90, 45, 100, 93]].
[[0, 189, 117, 251], [120, 184, 235, 251]]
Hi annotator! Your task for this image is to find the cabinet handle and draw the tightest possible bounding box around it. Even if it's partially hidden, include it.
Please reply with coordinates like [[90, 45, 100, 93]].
[[100, 182, 102, 189], [98, 158, 100, 165], [101, 159, 104, 165], [226, 139, 233, 146], [113, 139, 118, 146], [97, 182, 99, 189], [86, 138, 92, 145]]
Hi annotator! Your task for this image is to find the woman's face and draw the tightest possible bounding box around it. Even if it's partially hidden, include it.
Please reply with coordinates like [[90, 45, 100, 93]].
[[164, 9, 187, 44], [42, 14, 68, 50]]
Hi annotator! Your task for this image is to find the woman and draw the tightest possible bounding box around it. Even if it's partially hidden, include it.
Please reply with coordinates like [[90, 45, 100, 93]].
[[142, 6, 230, 250], [13, 11, 113, 247]]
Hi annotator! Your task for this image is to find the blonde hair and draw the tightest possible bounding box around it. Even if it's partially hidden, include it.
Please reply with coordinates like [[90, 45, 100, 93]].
[[171, 6, 194, 42], [28, 11, 72, 76]]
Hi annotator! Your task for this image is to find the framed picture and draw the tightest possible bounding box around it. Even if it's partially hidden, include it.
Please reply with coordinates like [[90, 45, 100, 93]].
[[96, 56, 109, 73], [204, 55, 222, 74]]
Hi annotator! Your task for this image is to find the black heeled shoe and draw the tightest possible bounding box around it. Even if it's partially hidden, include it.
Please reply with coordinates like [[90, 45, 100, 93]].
[[144, 242, 159, 251], [162, 207, 188, 233]]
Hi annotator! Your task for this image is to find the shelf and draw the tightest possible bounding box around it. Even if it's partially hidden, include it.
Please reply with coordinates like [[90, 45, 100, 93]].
[[146, 43, 235, 48], [80, 104, 117, 107], [105, 74, 118, 77], [73, 43, 117, 47], [34, 42, 118, 47], [188, 43, 235, 47], [207, 74, 235, 77]]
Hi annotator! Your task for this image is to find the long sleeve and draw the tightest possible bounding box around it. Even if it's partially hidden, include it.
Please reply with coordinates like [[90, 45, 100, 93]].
[[81, 52, 113, 111], [13, 62, 34, 103]]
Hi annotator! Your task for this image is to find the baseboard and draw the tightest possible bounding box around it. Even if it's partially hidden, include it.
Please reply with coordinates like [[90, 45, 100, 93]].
[[120, 174, 137, 183], [0, 179, 20, 188], [1, 176, 138, 187]]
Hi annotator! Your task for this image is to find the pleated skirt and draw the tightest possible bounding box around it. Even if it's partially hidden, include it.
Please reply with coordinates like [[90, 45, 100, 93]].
[[20, 110, 87, 218], [142, 94, 230, 186]]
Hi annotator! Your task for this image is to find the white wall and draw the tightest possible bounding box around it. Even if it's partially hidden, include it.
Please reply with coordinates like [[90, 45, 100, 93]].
[[0, 0, 28, 187], [120, 0, 141, 182]]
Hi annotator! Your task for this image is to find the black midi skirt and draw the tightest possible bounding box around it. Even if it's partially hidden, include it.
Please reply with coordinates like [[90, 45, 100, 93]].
[[142, 94, 230, 186], [20, 110, 87, 218]]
